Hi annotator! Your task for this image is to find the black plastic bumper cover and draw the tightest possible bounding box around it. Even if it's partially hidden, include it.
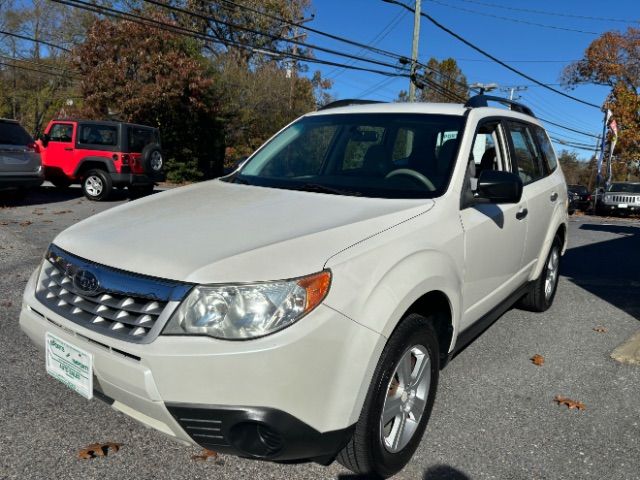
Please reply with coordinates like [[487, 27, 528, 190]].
[[0, 174, 44, 190], [166, 403, 355, 463], [109, 172, 163, 186]]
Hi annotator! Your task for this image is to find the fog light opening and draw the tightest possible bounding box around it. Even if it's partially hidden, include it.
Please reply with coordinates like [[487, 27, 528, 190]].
[[228, 422, 284, 458]]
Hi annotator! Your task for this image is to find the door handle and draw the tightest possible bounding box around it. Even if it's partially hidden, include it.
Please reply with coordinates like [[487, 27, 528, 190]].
[[516, 207, 528, 220], [550, 192, 558, 202], [64, 147, 73, 151]]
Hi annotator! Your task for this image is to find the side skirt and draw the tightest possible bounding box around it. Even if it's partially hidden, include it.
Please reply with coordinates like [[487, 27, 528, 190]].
[[444, 281, 533, 365]]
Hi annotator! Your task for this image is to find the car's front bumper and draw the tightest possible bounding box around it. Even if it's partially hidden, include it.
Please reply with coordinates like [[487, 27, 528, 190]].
[[19, 268, 384, 462]]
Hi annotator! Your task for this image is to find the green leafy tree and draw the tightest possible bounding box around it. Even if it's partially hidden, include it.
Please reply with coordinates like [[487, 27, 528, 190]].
[[74, 14, 223, 179]]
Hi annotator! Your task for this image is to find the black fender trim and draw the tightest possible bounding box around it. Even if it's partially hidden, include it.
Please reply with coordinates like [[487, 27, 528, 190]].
[[73, 156, 116, 176], [165, 403, 355, 464]]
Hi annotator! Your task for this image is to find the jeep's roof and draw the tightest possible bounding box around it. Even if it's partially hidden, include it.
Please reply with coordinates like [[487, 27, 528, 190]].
[[51, 119, 158, 130], [306, 101, 543, 126]]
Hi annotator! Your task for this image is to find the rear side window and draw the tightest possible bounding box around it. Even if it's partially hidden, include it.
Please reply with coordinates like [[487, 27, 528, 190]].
[[128, 127, 158, 152], [78, 125, 118, 146], [506, 122, 544, 185], [532, 126, 558, 172], [0, 121, 33, 145], [49, 123, 74, 142]]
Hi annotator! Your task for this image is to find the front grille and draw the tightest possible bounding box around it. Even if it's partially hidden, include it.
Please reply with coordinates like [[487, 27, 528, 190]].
[[35, 244, 192, 343], [606, 194, 640, 204]]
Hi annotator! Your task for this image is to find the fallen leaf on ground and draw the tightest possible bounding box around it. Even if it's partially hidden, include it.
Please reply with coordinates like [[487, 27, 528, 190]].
[[78, 442, 122, 459], [530, 354, 544, 366], [19, 221, 32, 226], [191, 449, 220, 462], [554, 395, 586, 411], [53, 210, 72, 215], [593, 326, 608, 333], [1, 301, 12, 307]]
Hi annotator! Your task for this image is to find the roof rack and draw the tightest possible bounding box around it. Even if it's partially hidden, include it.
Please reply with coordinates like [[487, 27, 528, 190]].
[[318, 99, 385, 111], [464, 94, 535, 118]]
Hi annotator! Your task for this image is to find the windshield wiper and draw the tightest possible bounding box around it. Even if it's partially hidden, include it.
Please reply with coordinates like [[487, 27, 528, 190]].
[[300, 183, 362, 197]]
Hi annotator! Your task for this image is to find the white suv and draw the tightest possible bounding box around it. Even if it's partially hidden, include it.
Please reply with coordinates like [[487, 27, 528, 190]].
[[20, 95, 568, 478]]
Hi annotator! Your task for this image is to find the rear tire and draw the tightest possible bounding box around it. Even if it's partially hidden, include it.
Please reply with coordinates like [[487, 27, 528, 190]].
[[337, 313, 439, 478], [518, 235, 562, 312], [82, 169, 112, 201]]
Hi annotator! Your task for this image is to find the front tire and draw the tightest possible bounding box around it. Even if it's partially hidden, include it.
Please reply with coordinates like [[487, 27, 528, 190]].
[[518, 235, 562, 312], [82, 169, 112, 201], [337, 313, 439, 478]]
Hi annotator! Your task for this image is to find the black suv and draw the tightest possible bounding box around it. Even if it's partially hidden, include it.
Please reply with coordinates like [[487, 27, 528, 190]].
[[567, 184, 591, 210]]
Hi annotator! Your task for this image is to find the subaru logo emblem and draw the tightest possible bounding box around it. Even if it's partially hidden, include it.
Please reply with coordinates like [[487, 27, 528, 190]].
[[73, 269, 101, 296]]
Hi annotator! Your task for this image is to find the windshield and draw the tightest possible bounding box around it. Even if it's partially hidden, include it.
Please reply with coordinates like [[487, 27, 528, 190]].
[[569, 185, 588, 194], [225, 113, 465, 199], [608, 183, 640, 193]]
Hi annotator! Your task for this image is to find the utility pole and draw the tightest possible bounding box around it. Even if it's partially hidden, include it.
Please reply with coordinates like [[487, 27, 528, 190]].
[[287, 16, 314, 110], [502, 85, 528, 100], [408, 0, 421, 102]]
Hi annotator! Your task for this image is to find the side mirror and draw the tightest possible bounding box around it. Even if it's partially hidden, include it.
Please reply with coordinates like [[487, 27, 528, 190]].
[[39, 133, 50, 147], [476, 170, 523, 204]]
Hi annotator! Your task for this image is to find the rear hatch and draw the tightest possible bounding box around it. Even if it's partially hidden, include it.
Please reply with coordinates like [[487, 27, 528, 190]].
[[123, 124, 161, 176], [0, 119, 40, 174]]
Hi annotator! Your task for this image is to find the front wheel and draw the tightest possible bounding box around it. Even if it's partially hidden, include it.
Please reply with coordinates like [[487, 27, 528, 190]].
[[82, 169, 112, 201], [337, 313, 439, 478], [518, 235, 562, 312]]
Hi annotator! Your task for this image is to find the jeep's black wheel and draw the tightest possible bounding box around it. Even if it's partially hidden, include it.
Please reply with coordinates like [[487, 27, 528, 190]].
[[129, 184, 155, 199], [141, 143, 163, 174], [518, 235, 562, 312], [82, 169, 112, 201], [50, 177, 71, 189], [337, 313, 439, 479]]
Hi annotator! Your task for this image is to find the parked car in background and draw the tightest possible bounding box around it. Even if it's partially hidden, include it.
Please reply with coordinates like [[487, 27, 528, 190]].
[[20, 96, 568, 478], [38, 119, 164, 201], [567, 187, 577, 215], [600, 182, 640, 215], [567, 184, 591, 210], [0, 118, 44, 195]]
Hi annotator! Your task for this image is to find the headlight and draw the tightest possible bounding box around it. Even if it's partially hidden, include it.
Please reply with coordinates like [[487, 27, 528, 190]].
[[163, 271, 331, 340]]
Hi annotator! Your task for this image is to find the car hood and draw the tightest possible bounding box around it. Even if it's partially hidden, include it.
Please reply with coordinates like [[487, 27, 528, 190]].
[[54, 180, 434, 283]]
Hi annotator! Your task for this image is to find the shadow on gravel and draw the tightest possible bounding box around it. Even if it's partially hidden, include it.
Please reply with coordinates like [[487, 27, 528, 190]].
[[563, 222, 640, 321], [0, 185, 132, 207], [336, 465, 470, 480]]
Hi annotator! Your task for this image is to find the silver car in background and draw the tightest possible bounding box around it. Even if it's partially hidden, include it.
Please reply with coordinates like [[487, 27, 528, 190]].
[[0, 119, 44, 194]]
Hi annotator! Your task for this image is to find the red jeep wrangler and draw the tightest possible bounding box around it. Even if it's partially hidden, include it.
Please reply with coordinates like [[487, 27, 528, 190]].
[[39, 120, 164, 201]]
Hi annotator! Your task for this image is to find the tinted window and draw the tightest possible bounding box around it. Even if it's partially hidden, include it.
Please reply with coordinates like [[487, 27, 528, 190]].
[[49, 123, 73, 142], [233, 113, 465, 199], [608, 183, 640, 193], [533, 126, 557, 172], [128, 127, 158, 152], [78, 125, 118, 146], [507, 122, 543, 185], [0, 121, 33, 145]]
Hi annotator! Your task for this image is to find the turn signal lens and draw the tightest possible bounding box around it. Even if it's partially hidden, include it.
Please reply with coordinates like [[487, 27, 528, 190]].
[[298, 270, 331, 312]]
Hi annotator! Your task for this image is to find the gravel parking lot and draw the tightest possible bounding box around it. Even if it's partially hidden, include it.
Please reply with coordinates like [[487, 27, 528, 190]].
[[1, 186, 639, 480]]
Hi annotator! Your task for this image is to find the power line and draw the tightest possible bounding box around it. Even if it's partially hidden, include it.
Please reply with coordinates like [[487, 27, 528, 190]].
[[0, 60, 76, 79], [0, 54, 74, 74], [51, 0, 409, 78], [325, 9, 407, 79], [141, 0, 409, 73], [446, 0, 639, 24], [382, 0, 603, 110], [425, 0, 600, 35], [0, 29, 72, 52]]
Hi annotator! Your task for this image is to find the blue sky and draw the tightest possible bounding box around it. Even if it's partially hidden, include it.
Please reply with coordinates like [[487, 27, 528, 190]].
[[302, 0, 639, 159]]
